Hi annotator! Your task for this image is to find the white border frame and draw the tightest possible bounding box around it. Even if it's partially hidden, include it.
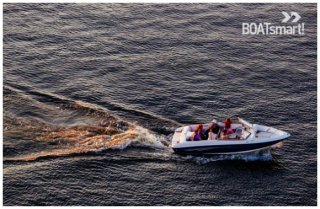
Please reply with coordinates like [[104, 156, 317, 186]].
[[1, 1, 318, 208]]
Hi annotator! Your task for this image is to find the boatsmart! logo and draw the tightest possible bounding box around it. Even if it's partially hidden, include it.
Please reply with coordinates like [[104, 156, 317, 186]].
[[242, 11, 305, 35]]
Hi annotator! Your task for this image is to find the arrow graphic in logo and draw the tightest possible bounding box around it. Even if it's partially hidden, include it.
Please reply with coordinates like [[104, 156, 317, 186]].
[[290, 12, 301, 23], [282, 11, 301, 23], [282, 11, 291, 23]]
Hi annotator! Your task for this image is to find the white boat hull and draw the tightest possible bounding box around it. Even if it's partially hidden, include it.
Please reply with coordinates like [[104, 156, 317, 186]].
[[171, 118, 290, 155]]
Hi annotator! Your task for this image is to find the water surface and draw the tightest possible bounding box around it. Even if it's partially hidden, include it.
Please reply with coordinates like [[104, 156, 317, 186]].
[[3, 3, 317, 206]]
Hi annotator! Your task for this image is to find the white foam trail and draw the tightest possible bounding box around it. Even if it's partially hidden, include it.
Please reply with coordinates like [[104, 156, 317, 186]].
[[5, 125, 167, 162], [109, 126, 167, 150], [271, 141, 284, 149]]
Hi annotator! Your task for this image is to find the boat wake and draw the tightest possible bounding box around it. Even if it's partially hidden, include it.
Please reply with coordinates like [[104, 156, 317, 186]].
[[4, 84, 170, 162], [5, 126, 168, 162], [4, 83, 277, 163]]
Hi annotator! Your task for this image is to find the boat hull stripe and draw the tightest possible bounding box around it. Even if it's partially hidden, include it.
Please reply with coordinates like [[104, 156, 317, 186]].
[[173, 139, 283, 154]]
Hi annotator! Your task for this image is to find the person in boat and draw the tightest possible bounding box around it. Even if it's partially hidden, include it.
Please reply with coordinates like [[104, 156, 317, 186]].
[[221, 127, 235, 140], [192, 124, 205, 141], [224, 118, 234, 133], [207, 126, 215, 140], [221, 118, 234, 139], [205, 122, 221, 140], [224, 118, 232, 129]]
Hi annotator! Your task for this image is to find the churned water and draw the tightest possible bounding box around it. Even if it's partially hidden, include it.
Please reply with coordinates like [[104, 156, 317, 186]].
[[3, 3, 317, 206]]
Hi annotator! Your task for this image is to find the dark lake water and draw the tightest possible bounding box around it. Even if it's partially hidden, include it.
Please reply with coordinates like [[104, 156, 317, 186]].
[[3, 3, 317, 206]]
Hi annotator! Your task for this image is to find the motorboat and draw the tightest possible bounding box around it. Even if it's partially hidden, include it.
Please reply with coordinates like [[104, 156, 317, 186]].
[[171, 117, 290, 155]]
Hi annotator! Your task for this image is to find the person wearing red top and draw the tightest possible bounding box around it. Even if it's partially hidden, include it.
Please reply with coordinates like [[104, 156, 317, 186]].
[[223, 118, 234, 139], [224, 118, 232, 129]]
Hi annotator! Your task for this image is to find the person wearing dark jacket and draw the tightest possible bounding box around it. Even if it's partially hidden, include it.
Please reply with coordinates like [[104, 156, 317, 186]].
[[205, 122, 221, 140]]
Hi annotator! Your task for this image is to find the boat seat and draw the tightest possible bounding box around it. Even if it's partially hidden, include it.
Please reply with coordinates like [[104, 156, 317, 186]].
[[187, 124, 211, 132], [231, 124, 242, 129], [185, 131, 194, 141]]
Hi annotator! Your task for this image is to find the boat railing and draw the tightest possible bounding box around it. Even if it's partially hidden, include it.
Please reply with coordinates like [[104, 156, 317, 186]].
[[238, 117, 253, 129]]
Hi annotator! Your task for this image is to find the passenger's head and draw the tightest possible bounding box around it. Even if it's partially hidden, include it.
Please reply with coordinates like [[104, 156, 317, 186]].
[[224, 118, 232, 129], [209, 122, 216, 129], [195, 124, 203, 132]]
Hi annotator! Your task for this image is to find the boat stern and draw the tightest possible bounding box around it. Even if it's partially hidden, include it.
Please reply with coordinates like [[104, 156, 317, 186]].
[[172, 127, 184, 148]]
